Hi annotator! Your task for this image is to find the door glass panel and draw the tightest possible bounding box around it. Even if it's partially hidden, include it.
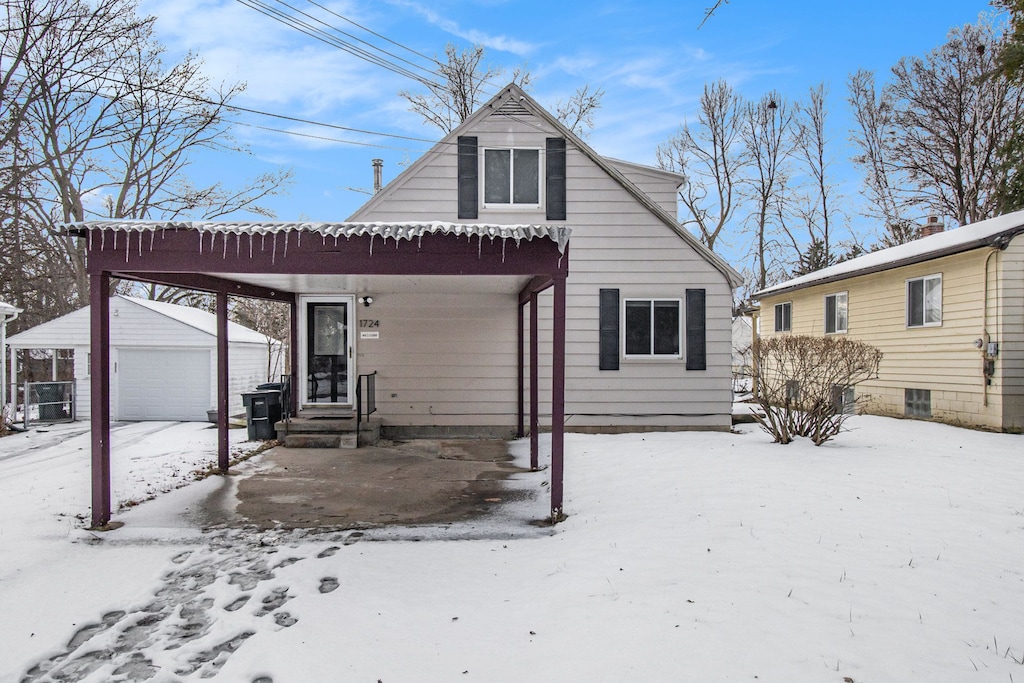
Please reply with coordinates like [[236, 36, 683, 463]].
[[307, 302, 348, 403]]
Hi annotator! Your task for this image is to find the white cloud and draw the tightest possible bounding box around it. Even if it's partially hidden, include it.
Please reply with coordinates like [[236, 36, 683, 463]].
[[384, 0, 537, 56], [139, 0, 403, 115]]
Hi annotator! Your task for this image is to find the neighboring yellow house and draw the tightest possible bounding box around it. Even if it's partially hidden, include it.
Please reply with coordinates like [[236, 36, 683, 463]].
[[754, 210, 1024, 432]]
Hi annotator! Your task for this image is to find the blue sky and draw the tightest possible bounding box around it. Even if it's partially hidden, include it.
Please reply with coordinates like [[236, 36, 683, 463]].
[[137, 0, 994, 248]]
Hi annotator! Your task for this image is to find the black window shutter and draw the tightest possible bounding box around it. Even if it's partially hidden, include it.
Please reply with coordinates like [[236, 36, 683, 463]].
[[599, 288, 619, 371], [685, 289, 706, 371], [546, 137, 566, 220], [458, 136, 478, 219]]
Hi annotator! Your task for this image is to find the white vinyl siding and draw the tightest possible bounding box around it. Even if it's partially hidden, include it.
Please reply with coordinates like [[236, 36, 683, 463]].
[[350, 109, 735, 429], [907, 274, 942, 327]]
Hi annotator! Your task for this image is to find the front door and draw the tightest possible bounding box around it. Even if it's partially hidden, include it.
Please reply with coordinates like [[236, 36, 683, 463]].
[[302, 297, 354, 405]]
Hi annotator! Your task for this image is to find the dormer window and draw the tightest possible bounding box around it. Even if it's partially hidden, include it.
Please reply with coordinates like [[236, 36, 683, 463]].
[[483, 148, 540, 208]]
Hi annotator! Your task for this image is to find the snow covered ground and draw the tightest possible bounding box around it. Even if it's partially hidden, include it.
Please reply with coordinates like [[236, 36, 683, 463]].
[[1, 415, 1023, 682]]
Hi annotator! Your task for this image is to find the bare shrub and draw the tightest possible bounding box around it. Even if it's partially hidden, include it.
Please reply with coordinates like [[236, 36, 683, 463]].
[[753, 335, 882, 445]]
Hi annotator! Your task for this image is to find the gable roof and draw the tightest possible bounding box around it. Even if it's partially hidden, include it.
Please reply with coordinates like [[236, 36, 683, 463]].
[[7, 295, 273, 347], [350, 83, 742, 288], [755, 209, 1024, 299]]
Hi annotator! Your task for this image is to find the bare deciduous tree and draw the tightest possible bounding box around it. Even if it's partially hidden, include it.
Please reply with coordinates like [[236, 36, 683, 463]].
[[786, 83, 845, 274], [399, 43, 602, 136], [1, 0, 292, 318], [554, 84, 604, 138], [656, 80, 746, 253], [399, 44, 504, 134], [850, 15, 1022, 234], [741, 92, 796, 291]]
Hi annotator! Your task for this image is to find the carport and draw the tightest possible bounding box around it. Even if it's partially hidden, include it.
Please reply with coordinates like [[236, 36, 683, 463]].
[[71, 221, 570, 528]]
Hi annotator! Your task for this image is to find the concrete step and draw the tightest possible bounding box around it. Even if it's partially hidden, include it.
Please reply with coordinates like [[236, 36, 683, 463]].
[[280, 417, 358, 434], [283, 432, 358, 449]]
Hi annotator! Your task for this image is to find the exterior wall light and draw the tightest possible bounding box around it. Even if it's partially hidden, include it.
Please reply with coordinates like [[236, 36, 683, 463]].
[[358, 296, 373, 307]]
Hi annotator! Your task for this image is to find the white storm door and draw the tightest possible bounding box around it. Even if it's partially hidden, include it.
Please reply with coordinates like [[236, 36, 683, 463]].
[[300, 296, 355, 406]]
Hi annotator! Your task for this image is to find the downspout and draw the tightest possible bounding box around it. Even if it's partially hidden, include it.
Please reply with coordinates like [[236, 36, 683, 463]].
[[982, 246, 1002, 407], [1, 306, 21, 408], [750, 308, 760, 397]]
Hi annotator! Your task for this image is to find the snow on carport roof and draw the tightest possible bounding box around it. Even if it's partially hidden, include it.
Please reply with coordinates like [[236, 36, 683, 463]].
[[65, 220, 572, 255], [755, 209, 1024, 298]]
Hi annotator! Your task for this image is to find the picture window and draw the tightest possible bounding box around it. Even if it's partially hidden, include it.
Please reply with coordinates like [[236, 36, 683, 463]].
[[624, 299, 681, 357]]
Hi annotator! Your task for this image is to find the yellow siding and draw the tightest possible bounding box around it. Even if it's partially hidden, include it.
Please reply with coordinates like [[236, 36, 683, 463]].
[[759, 244, 1024, 431]]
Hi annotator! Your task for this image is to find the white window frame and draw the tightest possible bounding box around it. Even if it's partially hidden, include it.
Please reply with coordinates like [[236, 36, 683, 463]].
[[906, 274, 942, 328], [481, 147, 542, 209], [622, 298, 683, 359], [774, 302, 792, 332], [824, 291, 848, 334]]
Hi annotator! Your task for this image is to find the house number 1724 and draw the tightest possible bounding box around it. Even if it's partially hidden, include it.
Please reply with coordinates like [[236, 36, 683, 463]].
[[359, 320, 380, 328]]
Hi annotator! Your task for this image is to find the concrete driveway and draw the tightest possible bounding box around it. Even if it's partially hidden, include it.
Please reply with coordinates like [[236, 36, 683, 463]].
[[215, 439, 537, 531]]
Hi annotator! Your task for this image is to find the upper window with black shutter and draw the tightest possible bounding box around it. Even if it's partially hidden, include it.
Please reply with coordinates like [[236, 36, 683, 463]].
[[483, 147, 541, 208]]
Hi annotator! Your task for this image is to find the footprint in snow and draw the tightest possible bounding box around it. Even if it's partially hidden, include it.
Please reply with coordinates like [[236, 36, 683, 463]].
[[319, 577, 339, 594], [256, 587, 292, 616]]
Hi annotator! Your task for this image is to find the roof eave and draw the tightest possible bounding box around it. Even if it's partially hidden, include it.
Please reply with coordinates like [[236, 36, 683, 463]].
[[755, 229, 1022, 299]]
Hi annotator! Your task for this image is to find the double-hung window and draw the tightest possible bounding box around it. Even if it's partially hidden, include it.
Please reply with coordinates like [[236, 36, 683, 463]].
[[774, 302, 792, 332], [907, 274, 942, 327], [824, 292, 848, 334], [624, 299, 681, 357], [483, 148, 540, 207]]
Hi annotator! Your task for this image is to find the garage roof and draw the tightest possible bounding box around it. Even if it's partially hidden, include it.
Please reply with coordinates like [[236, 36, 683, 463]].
[[7, 296, 273, 347]]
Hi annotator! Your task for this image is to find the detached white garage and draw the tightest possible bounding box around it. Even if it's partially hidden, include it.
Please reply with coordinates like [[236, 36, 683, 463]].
[[7, 296, 281, 421]]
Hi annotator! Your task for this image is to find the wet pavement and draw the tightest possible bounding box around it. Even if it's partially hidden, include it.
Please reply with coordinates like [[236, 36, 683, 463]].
[[203, 439, 534, 531]]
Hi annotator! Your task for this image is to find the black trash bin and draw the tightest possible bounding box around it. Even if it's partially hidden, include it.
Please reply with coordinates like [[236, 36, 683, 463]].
[[257, 380, 290, 418], [242, 390, 282, 440]]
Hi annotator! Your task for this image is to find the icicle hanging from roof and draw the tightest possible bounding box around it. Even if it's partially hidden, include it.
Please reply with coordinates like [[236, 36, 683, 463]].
[[66, 220, 571, 264]]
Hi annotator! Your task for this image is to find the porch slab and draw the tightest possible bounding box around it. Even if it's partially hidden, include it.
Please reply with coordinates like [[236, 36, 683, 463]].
[[222, 439, 533, 530]]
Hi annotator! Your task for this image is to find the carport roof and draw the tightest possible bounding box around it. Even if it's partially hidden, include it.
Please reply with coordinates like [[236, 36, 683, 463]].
[[67, 220, 571, 255]]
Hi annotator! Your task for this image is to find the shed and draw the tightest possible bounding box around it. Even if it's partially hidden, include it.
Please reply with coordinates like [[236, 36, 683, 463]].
[[6, 296, 280, 421]]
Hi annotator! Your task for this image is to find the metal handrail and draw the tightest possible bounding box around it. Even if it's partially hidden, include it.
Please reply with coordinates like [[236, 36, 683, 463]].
[[356, 371, 377, 435]]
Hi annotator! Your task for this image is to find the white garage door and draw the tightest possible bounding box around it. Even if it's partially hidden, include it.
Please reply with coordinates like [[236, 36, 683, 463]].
[[117, 348, 211, 421]]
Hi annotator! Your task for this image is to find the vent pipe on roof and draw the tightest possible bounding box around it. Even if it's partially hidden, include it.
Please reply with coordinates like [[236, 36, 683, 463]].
[[372, 159, 383, 194], [919, 214, 945, 238]]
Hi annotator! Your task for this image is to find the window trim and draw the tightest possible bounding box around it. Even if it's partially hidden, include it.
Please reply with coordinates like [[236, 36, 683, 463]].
[[774, 302, 792, 332], [481, 146, 543, 210], [824, 291, 848, 334], [906, 273, 943, 328], [622, 297, 683, 360]]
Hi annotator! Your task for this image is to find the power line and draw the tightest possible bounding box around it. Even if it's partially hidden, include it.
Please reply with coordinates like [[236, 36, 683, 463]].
[[303, 0, 441, 68], [236, 0, 442, 88], [236, 0, 505, 100], [54, 63, 446, 147]]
